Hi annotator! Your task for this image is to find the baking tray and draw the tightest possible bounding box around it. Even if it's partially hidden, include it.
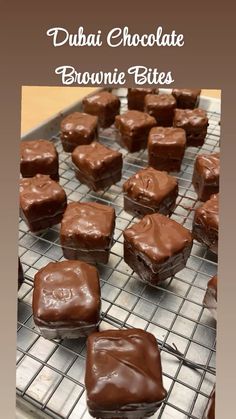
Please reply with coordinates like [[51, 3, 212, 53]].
[[17, 88, 220, 419]]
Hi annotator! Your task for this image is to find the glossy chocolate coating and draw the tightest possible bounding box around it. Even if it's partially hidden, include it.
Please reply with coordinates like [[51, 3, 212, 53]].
[[144, 94, 177, 127], [193, 193, 219, 254], [85, 328, 167, 418], [148, 127, 186, 172], [192, 153, 220, 201], [83, 91, 120, 128], [204, 391, 215, 419], [72, 142, 123, 191], [19, 174, 67, 232], [172, 89, 201, 109], [123, 213, 193, 284], [127, 88, 158, 111], [115, 110, 156, 153], [60, 112, 98, 152], [123, 167, 178, 218], [33, 260, 101, 339], [20, 139, 59, 180], [18, 258, 24, 291], [203, 275, 217, 320], [60, 202, 115, 264], [173, 108, 208, 147]]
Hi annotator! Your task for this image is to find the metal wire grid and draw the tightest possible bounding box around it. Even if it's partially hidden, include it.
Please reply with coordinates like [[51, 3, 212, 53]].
[[17, 92, 220, 419]]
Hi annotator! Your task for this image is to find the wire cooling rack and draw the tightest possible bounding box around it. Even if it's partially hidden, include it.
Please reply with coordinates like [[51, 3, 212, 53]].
[[17, 90, 220, 419]]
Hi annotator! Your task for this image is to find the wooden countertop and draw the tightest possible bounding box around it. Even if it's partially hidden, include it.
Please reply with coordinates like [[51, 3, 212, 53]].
[[21, 87, 221, 135]]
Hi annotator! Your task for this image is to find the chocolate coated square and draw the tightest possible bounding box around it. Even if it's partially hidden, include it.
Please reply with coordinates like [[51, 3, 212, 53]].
[[192, 152, 220, 201], [85, 328, 167, 418], [173, 108, 208, 147], [72, 142, 122, 191], [115, 110, 156, 153], [192, 193, 219, 254], [33, 260, 101, 339], [60, 201, 115, 264], [123, 167, 178, 218], [172, 89, 201, 109], [83, 91, 120, 128], [19, 174, 67, 232], [123, 213, 193, 284], [60, 112, 98, 152], [20, 139, 59, 180], [127, 88, 158, 111], [203, 275, 217, 320], [144, 94, 177, 126], [148, 127, 186, 172]]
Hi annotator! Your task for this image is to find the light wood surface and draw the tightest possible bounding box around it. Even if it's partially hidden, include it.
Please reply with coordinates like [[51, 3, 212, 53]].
[[21, 87, 221, 135]]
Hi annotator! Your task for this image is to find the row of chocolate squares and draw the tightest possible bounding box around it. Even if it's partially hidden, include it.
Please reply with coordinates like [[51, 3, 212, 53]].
[[18, 259, 215, 419]]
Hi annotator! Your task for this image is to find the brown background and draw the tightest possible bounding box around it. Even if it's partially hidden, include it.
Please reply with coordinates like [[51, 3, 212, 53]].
[[1, 1, 235, 418]]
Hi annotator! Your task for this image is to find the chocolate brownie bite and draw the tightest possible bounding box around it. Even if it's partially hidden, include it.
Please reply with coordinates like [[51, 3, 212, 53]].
[[60, 202, 115, 264], [20, 139, 59, 180], [72, 142, 122, 191], [32, 260, 101, 339], [148, 127, 186, 172], [123, 213, 193, 284], [173, 108, 208, 147], [192, 193, 219, 254], [123, 167, 178, 218], [203, 390, 215, 419], [192, 152, 220, 201], [115, 110, 156, 153], [85, 328, 167, 418], [127, 87, 158, 111], [18, 258, 24, 291], [60, 112, 98, 152], [203, 275, 217, 320], [82, 91, 120, 128], [19, 174, 67, 233], [144, 93, 177, 126], [172, 89, 201, 109]]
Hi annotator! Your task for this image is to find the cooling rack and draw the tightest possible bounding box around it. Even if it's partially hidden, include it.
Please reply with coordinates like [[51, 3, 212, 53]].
[[17, 89, 220, 419]]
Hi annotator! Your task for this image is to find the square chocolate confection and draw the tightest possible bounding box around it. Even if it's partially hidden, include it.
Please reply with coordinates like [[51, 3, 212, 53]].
[[32, 260, 101, 339], [173, 108, 208, 147], [82, 91, 120, 128], [20, 139, 59, 180], [115, 110, 156, 153], [148, 127, 186, 172], [72, 142, 123, 191], [203, 390, 215, 419], [19, 174, 67, 233], [172, 89, 201, 109], [127, 87, 158, 111], [144, 94, 177, 126], [123, 213, 193, 284], [203, 275, 217, 320], [60, 202, 115, 264], [85, 328, 167, 418], [60, 112, 98, 152], [192, 152, 220, 201], [123, 167, 178, 218], [192, 193, 219, 254]]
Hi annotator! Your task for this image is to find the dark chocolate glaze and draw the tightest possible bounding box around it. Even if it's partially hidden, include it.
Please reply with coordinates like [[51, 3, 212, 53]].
[[60, 202, 115, 251], [203, 275, 217, 320], [127, 88, 158, 111], [20, 139, 59, 180], [85, 328, 167, 417], [33, 260, 101, 331], [144, 94, 176, 127], [173, 108, 208, 147], [172, 89, 201, 109], [18, 258, 24, 291], [204, 391, 215, 419], [123, 167, 178, 216], [192, 153, 220, 201], [19, 174, 67, 232], [83, 92, 120, 128], [60, 112, 98, 152], [193, 194, 219, 254]]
